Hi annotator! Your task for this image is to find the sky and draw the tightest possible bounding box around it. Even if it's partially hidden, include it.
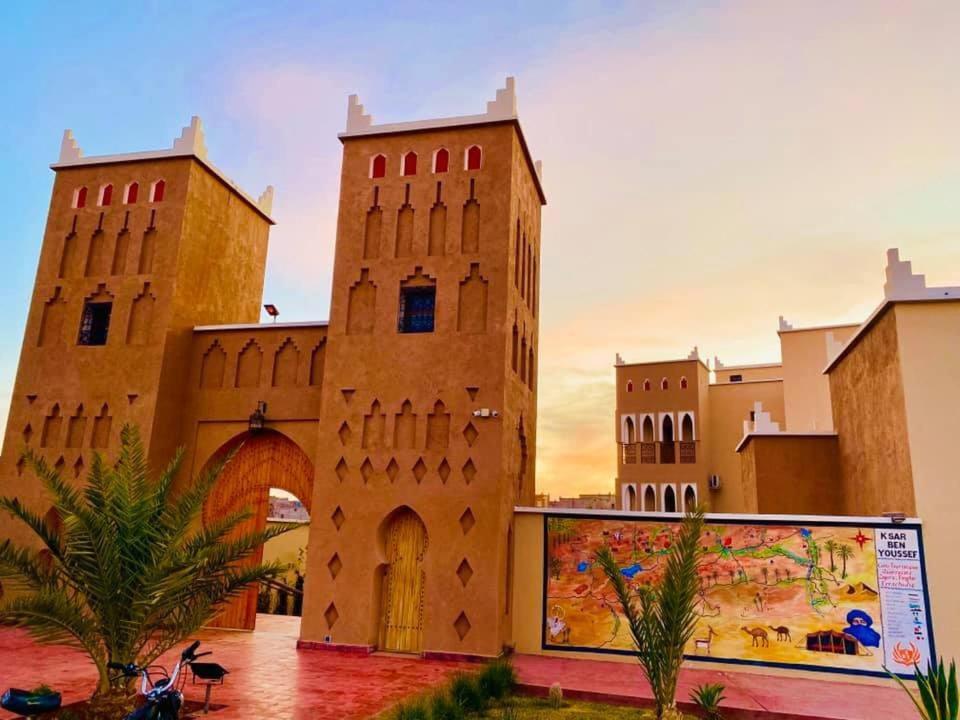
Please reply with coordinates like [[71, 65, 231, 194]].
[[1, 1, 959, 498]]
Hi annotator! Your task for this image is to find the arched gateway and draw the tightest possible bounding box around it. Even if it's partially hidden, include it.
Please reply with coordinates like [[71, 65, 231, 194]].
[[202, 430, 314, 630]]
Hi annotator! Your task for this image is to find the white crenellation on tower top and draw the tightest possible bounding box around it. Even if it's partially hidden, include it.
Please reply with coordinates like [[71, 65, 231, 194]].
[[884, 248, 960, 301], [172, 116, 208, 160], [59, 130, 83, 164]]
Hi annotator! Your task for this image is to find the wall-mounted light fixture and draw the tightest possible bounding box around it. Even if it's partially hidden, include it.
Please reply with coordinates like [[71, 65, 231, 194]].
[[264, 304, 279, 323], [249, 401, 268, 433]]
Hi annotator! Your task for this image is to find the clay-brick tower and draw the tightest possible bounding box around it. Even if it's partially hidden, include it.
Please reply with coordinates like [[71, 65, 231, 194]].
[[0, 119, 274, 547], [301, 79, 545, 657]]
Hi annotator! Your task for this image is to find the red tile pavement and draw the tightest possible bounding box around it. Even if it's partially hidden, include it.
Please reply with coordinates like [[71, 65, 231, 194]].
[[512, 654, 919, 720], [0, 615, 469, 719]]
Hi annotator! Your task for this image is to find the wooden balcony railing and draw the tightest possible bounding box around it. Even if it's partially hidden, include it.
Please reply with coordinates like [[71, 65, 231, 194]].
[[622, 443, 637, 464], [640, 442, 657, 464], [679, 441, 697, 464], [659, 441, 676, 464]]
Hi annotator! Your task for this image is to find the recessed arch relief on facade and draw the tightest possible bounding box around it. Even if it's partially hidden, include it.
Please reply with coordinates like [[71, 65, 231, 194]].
[[640, 414, 656, 443], [309, 340, 326, 386], [126, 283, 156, 345], [199, 340, 227, 389], [112, 222, 130, 275], [59, 229, 80, 279], [347, 269, 377, 335], [66, 403, 87, 448], [622, 483, 638, 511], [38, 287, 66, 347], [85, 222, 109, 277], [428, 182, 447, 256], [138, 224, 156, 274], [363, 186, 382, 260], [362, 399, 386, 450], [395, 184, 415, 258], [425, 400, 450, 450], [683, 483, 698, 512], [457, 263, 488, 333], [272, 337, 300, 387], [91, 404, 112, 449], [679, 411, 696, 441], [41, 404, 63, 448], [393, 400, 417, 449], [461, 179, 480, 254], [235, 340, 263, 388], [662, 484, 678, 513], [622, 415, 636, 444], [643, 484, 657, 512]]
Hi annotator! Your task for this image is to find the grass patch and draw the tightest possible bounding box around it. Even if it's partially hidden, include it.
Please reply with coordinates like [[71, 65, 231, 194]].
[[485, 697, 696, 718]]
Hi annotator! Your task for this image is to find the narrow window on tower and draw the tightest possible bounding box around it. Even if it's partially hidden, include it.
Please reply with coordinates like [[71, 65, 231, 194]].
[[77, 300, 113, 346], [433, 148, 449, 173], [370, 154, 387, 179], [72, 187, 88, 209], [149, 179, 165, 202], [401, 152, 417, 176], [124, 182, 139, 204], [398, 285, 436, 333], [465, 145, 482, 170], [98, 184, 113, 207]]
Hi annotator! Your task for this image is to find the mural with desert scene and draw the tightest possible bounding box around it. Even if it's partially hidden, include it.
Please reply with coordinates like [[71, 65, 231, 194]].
[[543, 515, 934, 678]]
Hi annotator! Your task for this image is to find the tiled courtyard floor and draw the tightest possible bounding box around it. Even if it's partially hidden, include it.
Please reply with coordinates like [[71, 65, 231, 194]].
[[1, 616, 919, 719], [0, 615, 468, 719]]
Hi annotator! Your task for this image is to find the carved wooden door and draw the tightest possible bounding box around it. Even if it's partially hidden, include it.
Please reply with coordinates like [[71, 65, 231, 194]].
[[379, 511, 427, 653]]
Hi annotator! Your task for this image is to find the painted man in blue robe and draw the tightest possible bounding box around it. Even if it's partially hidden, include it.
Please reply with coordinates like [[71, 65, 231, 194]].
[[843, 609, 881, 648]]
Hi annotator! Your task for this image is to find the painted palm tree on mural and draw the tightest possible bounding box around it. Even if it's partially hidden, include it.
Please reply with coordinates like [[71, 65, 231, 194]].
[[838, 544, 854, 579], [0, 425, 298, 714], [824, 539, 838, 573]]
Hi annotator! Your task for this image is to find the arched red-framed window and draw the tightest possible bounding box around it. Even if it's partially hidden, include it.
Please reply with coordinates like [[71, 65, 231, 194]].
[[643, 379, 651, 391], [680, 376, 688, 389], [73, 186, 88, 209], [124, 182, 139, 204], [98, 184, 113, 207], [150, 179, 165, 202], [401, 152, 417, 176], [626, 380, 634, 393], [370, 154, 387, 179], [433, 148, 449, 173], [466, 145, 482, 170], [661, 377, 669, 390]]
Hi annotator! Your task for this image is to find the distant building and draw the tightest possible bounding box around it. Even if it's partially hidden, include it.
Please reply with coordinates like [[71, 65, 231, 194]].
[[541, 493, 616, 510], [268, 496, 309, 522]]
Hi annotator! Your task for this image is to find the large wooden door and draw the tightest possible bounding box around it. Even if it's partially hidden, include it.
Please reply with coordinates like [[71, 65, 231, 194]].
[[379, 510, 428, 653], [202, 431, 314, 630]]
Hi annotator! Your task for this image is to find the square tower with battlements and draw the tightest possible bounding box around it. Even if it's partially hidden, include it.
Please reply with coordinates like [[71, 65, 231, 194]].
[[300, 78, 545, 658], [0, 119, 275, 548]]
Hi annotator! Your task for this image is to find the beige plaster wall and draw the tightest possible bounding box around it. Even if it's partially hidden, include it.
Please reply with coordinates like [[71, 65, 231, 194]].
[[715, 364, 782, 383], [705, 380, 784, 513], [739, 435, 841, 514], [893, 301, 960, 658], [779, 325, 857, 432]]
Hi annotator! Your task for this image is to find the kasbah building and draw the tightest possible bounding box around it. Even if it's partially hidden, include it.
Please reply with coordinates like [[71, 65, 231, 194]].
[[1, 77, 958, 666]]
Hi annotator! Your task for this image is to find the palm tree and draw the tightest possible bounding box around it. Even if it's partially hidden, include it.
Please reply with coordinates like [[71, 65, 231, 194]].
[[0, 425, 298, 712], [595, 506, 705, 720], [824, 540, 838, 572], [838, 544, 854, 579]]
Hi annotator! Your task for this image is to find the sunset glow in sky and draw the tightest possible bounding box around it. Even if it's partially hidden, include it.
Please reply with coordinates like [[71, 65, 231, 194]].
[[2, 2, 959, 497]]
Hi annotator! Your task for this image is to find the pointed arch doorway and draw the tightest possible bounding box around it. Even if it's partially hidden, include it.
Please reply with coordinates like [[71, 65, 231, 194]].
[[378, 508, 428, 653], [202, 430, 314, 631]]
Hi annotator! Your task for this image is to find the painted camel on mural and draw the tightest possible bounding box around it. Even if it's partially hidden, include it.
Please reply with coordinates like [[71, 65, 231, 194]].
[[741, 626, 770, 647], [769, 625, 791, 642]]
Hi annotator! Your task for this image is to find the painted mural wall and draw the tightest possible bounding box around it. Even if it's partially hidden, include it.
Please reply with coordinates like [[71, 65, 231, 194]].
[[543, 515, 934, 677]]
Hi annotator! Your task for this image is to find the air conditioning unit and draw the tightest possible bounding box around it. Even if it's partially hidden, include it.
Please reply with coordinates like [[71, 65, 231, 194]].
[[708, 474, 721, 491]]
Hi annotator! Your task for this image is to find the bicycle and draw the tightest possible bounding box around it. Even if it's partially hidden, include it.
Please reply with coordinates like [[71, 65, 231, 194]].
[[108, 640, 210, 720]]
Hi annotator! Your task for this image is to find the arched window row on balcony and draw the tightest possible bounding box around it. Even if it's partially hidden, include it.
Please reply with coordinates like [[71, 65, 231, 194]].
[[626, 484, 697, 513], [73, 180, 167, 209], [620, 412, 696, 465], [369, 146, 483, 179]]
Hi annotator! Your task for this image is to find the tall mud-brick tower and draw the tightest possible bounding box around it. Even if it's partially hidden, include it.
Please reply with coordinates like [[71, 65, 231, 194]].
[[0, 119, 275, 548], [301, 78, 545, 658]]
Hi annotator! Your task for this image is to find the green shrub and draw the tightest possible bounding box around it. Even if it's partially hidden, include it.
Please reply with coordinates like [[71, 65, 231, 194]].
[[887, 658, 958, 720], [690, 682, 726, 720], [548, 682, 563, 708], [392, 698, 430, 720], [429, 690, 465, 720], [449, 672, 486, 713], [29, 684, 56, 696], [479, 659, 517, 700]]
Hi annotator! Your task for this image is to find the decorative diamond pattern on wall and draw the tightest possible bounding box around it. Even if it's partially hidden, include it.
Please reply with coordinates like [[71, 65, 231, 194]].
[[361, 457, 374, 483], [324, 602, 339, 629], [413, 457, 427, 483], [386, 458, 400, 482], [459, 508, 475, 535], [327, 553, 342, 579], [335, 458, 349, 482], [456, 558, 473, 587], [453, 611, 471, 640], [331, 506, 346, 530], [462, 459, 477, 484], [462, 422, 479, 447], [338, 421, 351, 445], [438, 458, 451, 483]]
